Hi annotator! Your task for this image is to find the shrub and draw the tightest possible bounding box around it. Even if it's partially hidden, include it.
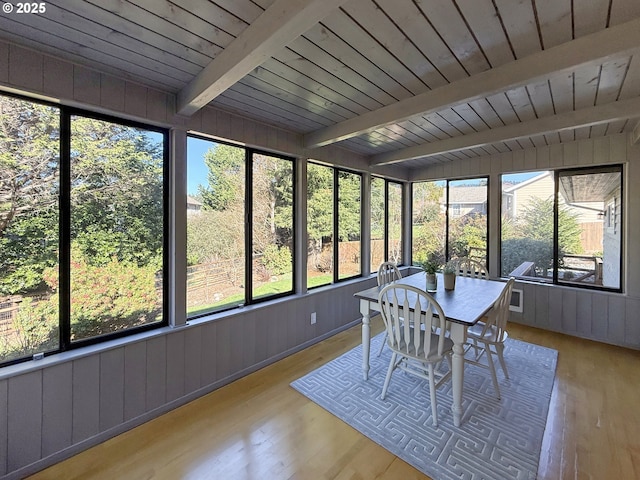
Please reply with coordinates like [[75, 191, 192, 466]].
[[43, 258, 160, 339], [501, 238, 555, 277], [10, 297, 58, 354], [262, 244, 292, 276]]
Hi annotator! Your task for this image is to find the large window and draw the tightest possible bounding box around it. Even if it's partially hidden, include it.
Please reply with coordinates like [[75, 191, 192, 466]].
[[388, 181, 403, 265], [0, 94, 167, 366], [186, 138, 245, 315], [306, 163, 362, 288], [251, 152, 294, 300], [501, 166, 622, 291], [307, 163, 334, 287], [370, 177, 385, 271], [371, 177, 403, 272], [187, 137, 295, 317], [412, 178, 487, 266]]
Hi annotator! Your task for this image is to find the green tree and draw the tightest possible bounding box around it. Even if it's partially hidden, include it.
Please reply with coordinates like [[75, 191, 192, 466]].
[[70, 116, 164, 268], [412, 182, 445, 264], [0, 97, 60, 294], [517, 197, 582, 255], [337, 171, 361, 241], [199, 144, 244, 211]]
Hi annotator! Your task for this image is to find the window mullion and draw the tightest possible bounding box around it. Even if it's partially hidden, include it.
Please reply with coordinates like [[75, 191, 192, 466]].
[[59, 109, 71, 351]]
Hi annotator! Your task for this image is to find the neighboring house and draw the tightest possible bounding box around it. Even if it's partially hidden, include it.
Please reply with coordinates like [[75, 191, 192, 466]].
[[502, 172, 603, 223], [502, 172, 604, 252], [444, 185, 487, 217], [187, 195, 203, 215]]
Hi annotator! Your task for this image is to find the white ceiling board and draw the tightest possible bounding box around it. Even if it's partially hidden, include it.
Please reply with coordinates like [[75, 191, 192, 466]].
[[0, 0, 638, 174], [371, 96, 640, 166], [303, 19, 640, 148], [177, 0, 350, 115]]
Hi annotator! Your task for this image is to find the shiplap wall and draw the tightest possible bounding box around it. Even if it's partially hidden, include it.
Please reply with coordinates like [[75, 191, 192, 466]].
[[412, 135, 640, 349], [1, 38, 639, 479], [0, 40, 399, 479]]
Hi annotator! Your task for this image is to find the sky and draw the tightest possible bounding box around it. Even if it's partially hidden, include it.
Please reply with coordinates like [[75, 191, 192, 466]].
[[187, 137, 215, 196], [185, 136, 541, 196]]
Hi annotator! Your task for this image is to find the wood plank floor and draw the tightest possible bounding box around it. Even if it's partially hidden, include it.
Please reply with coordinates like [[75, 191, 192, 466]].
[[28, 318, 640, 479]]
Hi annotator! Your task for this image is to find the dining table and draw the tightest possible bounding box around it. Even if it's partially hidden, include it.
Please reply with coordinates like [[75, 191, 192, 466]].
[[354, 271, 507, 427]]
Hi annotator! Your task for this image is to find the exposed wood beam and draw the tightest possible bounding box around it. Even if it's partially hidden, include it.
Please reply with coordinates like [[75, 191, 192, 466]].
[[304, 18, 640, 149], [370, 97, 640, 166], [177, 0, 348, 116]]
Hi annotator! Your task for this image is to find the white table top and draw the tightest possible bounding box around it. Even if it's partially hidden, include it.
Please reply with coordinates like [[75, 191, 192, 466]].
[[354, 272, 507, 326]]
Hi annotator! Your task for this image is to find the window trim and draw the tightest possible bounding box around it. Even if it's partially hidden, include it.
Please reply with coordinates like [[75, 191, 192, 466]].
[[370, 176, 404, 272], [185, 135, 298, 319], [499, 165, 623, 293], [306, 161, 363, 289], [0, 92, 170, 367], [410, 176, 489, 266]]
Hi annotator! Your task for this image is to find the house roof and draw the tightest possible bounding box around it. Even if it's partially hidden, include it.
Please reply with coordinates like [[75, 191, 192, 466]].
[[447, 186, 487, 204], [186, 196, 203, 207], [1, 1, 639, 173]]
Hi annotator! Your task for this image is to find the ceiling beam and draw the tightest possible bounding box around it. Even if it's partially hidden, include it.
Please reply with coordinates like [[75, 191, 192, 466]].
[[303, 18, 640, 149], [369, 97, 640, 166], [177, 0, 348, 116]]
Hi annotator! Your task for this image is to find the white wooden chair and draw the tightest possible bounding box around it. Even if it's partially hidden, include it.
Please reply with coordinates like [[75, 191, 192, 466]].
[[456, 257, 488, 279], [378, 284, 453, 427], [375, 262, 402, 357], [464, 277, 515, 400], [377, 261, 402, 287]]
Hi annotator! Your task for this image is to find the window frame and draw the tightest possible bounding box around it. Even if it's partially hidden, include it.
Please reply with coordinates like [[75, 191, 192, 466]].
[[370, 176, 404, 271], [499, 165, 623, 293], [0, 92, 170, 367], [186, 135, 297, 319], [247, 147, 297, 303], [410, 176, 489, 266], [307, 161, 363, 289]]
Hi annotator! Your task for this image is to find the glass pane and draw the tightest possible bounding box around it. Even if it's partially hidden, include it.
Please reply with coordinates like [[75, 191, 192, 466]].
[[388, 182, 403, 265], [252, 153, 293, 300], [307, 163, 333, 288], [338, 171, 361, 279], [370, 177, 385, 272], [501, 171, 554, 280], [557, 168, 621, 289], [0, 96, 60, 362], [187, 139, 245, 315], [412, 181, 446, 266], [448, 178, 487, 265], [69, 115, 164, 342]]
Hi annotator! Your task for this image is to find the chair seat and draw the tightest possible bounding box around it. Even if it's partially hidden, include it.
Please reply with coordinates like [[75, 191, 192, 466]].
[[468, 322, 509, 344], [395, 328, 454, 362]]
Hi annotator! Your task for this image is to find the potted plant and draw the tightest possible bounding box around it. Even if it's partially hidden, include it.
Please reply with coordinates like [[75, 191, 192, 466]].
[[418, 256, 439, 292], [443, 260, 457, 290]]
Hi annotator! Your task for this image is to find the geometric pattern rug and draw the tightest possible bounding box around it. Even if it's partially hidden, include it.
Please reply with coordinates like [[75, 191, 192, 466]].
[[291, 332, 558, 480]]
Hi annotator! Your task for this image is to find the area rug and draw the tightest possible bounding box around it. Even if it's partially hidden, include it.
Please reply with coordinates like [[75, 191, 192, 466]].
[[291, 332, 558, 480]]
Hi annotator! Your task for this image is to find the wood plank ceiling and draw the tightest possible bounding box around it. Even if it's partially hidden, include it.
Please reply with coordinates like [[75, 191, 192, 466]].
[[1, 0, 640, 171]]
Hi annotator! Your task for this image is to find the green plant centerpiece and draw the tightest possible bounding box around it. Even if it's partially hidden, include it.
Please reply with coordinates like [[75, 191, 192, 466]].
[[443, 260, 457, 290], [418, 255, 440, 293]]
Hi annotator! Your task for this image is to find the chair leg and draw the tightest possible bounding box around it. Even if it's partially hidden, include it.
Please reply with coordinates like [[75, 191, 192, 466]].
[[427, 363, 438, 427], [380, 352, 397, 400], [485, 346, 501, 400], [377, 332, 388, 357], [495, 343, 509, 379], [472, 338, 480, 359]]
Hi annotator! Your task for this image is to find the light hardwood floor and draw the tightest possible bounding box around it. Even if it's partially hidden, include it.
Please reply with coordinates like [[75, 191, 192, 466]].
[[28, 318, 640, 479]]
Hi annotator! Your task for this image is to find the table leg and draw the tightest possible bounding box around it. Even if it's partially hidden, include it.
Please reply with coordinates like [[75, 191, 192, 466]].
[[449, 323, 467, 427], [360, 299, 371, 381]]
